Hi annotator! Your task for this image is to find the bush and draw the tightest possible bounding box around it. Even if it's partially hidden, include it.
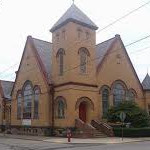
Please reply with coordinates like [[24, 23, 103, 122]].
[[114, 128, 150, 137], [106, 101, 150, 128]]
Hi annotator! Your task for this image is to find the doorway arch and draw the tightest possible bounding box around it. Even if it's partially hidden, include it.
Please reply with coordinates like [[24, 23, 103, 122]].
[[75, 97, 94, 123], [79, 101, 87, 122]]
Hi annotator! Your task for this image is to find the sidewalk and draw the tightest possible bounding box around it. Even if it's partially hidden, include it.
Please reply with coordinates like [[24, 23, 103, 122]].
[[1, 133, 150, 144]]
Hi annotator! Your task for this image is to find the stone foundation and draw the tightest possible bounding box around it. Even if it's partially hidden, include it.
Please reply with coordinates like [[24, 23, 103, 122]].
[[10, 126, 52, 136]]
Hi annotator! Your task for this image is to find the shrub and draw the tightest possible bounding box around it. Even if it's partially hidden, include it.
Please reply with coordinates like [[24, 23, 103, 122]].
[[106, 101, 150, 128], [114, 128, 150, 137]]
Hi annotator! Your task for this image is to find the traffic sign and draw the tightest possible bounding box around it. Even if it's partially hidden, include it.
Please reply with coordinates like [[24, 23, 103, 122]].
[[119, 112, 126, 122]]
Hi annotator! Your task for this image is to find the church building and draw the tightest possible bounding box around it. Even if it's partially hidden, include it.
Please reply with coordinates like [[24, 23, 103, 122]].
[[0, 4, 150, 136]]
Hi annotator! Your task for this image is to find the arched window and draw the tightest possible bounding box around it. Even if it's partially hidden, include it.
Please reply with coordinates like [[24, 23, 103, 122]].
[[128, 90, 136, 101], [56, 49, 65, 76], [102, 89, 109, 116], [79, 48, 90, 74], [23, 82, 32, 119], [34, 87, 40, 119], [58, 100, 65, 118], [113, 83, 125, 106], [17, 92, 22, 119], [55, 96, 67, 119]]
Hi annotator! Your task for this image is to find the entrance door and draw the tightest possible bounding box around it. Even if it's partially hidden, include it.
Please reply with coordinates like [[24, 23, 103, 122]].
[[79, 102, 86, 122]]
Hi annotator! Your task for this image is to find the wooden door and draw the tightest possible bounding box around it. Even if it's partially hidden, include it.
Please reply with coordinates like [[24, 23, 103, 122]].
[[79, 102, 86, 122]]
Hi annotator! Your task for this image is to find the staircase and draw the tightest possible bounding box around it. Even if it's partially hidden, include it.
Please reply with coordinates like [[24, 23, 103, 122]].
[[93, 130, 107, 138], [73, 119, 109, 138], [91, 120, 114, 137]]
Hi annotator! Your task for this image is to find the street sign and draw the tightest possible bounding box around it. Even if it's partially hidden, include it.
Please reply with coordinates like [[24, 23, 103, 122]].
[[119, 112, 126, 122]]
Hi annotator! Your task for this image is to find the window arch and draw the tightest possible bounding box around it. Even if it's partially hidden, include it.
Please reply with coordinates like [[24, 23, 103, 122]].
[[55, 96, 67, 119], [102, 89, 109, 116], [17, 92, 22, 119], [78, 47, 90, 74], [127, 89, 136, 101], [34, 86, 40, 119], [112, 82, 126, 106], [58, 100, 65, 118], [56, 48, 65, 76], [23, 81, 33, 119]]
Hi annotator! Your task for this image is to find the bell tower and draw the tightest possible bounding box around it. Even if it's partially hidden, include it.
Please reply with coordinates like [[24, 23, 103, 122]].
[[50, 4, 98, 85]]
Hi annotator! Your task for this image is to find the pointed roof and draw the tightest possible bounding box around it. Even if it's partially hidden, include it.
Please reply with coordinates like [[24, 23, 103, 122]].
[[96, 37, 116, 66], [50, 4, 98, 32], [0, 80, 14, 100], [32, 38, 52, 80], [142, 73, 150, 90]]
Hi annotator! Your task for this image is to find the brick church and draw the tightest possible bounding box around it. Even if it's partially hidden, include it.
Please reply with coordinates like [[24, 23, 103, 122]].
[[0, 4, 150, 136]]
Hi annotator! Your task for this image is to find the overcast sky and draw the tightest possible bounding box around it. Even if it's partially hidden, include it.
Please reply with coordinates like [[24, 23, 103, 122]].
[[0, 0, 150, 81]]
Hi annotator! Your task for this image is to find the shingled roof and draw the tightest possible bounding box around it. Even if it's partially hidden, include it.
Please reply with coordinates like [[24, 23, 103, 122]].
[[32, 36, 116, 79], [96, 37, 116, 66], [32, 38, 52, 80], [142, 74, 150, 90], [0, 80, 14, 100], [50, 4, 98, 32]]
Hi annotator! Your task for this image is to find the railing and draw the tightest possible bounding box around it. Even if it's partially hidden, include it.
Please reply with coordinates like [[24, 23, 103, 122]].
[[91, 120, 114, 137], [74, 119, 96, 137]]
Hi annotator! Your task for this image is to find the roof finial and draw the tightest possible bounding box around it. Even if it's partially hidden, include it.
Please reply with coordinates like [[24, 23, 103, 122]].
[[72, 0, 75, 4]]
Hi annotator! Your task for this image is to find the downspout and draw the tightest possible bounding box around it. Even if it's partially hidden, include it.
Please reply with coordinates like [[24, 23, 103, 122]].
[[50, 84, 55, 135]]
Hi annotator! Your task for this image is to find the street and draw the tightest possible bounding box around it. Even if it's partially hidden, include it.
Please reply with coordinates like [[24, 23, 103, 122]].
[[0, 137, 150, 150]]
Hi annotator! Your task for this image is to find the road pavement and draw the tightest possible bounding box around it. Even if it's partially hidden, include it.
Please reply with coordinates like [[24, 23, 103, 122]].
[[0, 136, 150, 150]]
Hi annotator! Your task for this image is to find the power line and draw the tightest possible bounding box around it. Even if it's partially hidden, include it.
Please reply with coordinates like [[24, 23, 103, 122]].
[[48, 34, 150, 80], [1, 33, 150, 83], [0, 1, 150, 79], [97, 0, 150, 33], [126, 34, 150, 47], [1, 31, 150, 81]]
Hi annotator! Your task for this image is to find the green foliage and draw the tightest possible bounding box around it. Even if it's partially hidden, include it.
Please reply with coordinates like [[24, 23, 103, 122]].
[[106, 101, 150, 127], [114, 128, 150, 137]]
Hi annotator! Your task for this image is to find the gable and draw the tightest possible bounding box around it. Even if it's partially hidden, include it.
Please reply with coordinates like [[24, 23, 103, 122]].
[[96, 37, 116, 68], [12, 36, 50, 95], [96, 35, 143, 97], [32, 38, 52, 80]]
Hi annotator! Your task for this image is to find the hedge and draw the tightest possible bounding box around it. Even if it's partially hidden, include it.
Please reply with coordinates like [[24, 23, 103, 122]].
[[114, 128, 150, 137]]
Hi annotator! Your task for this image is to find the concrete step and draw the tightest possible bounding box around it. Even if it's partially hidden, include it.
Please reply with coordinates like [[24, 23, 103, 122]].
[[93, 130, 107, 138]]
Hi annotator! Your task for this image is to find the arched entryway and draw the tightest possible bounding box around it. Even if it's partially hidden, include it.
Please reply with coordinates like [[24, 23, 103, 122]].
[[75, 97, 94, 123], [79, 102, 87, 122]]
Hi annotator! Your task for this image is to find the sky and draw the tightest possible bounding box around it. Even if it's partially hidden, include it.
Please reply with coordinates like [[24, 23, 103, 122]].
[[0, 0, 150, 81]]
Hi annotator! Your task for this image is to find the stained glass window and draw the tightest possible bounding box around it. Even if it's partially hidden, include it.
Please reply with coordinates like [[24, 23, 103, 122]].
[[23, 82, 32, 119]]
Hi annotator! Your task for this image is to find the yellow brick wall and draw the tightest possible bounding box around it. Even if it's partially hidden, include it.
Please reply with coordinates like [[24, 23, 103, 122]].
[[96, 38, 145, 109], [10, 21, 148, 129], [52, 22, 97, 85], [11, 40, 52, 127], [54, 85, 99, 127]]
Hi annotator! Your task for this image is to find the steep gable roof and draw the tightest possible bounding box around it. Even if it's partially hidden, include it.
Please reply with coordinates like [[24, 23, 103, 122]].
[[142, 74, 150, 90], [50, 4, 98, 32], [96, 35, 143, 91], [32, 38, 52, 80], [11, 36, 52, 94], [96, 37, 116, 66], [0, 80, 14, 100]]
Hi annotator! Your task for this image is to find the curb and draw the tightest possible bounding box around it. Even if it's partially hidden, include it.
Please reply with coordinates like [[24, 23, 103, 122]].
[[1, 134, 150, 144]]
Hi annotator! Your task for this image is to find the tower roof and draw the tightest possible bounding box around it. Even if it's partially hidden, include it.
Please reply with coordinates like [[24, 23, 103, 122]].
[[50, 4, 98, 32], [142, 73, 150, 90]]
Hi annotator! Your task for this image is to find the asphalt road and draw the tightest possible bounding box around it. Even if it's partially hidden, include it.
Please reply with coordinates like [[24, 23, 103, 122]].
[[0, 137, 150, 150]]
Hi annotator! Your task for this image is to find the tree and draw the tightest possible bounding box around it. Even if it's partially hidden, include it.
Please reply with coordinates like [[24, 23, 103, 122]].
[[106, 101, 150, 128]]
